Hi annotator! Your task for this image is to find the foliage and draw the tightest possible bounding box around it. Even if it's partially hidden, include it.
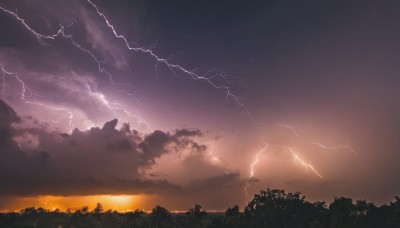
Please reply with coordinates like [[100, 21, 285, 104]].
[[1, 189, 400, 228], [244, 189, 326, 228]]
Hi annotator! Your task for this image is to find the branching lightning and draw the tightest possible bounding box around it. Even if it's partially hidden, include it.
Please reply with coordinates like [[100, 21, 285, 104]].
[[0, 1, 253, 132], [0, 6, 64, 45], [0, 5, 151, 131], [85, 0, 244, 105], [84, 0, 265, 131], [1, 67, 74, 133], [0, 1, 357, 208]]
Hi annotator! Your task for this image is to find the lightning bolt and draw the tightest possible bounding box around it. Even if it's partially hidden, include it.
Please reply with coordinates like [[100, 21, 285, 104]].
[[82, 0, 339, 199], [311, 142, 356, 154], [250, 145, 267, 179], [0, 6, 64, 45], [1, 2, 354, 207], [0, 2, 250, 131], [287, 147, 323, 179], [85, 0, 254, 111], [245, 144, 268, 203], [87, 87, 150, 130], [1, 67, 74, 133], [278, 124, 300, 137], [0, 5, 152, 130]]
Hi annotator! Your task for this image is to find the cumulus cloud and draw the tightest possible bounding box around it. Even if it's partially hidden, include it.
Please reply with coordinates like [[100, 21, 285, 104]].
[[0, 99, 244, 198]]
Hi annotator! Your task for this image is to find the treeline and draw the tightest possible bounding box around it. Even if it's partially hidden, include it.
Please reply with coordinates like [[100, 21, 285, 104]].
[[1, 188, 400, 228]]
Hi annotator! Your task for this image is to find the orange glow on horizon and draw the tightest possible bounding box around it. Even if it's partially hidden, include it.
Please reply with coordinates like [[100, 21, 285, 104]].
[[0, 195, 146, 212]]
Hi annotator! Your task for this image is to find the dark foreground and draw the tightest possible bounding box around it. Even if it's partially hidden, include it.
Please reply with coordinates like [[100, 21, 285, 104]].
[[1, 189, 400, 228]]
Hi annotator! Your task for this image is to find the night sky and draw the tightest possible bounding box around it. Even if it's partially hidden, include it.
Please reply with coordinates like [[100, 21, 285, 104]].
[[1, 0, 400, 211]]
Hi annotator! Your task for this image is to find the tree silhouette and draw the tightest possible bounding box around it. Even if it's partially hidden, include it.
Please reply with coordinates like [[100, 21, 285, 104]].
[[224, 205, 245, 228], [151, 205, 173, 227], [2, 189, 400, 228], [186, 204, 208, 218], [244, 188, 326, 228], [328, 197, 356, 228], [186, 204, 210, 227], [390, 196, 400, 225]]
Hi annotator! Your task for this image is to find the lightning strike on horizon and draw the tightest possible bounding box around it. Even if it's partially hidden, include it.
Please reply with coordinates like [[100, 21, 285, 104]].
[[245, 145, 268, 204], [250, 145, 267, 178], [0, 3, 268, 185], [287, 147, 323, 178], [1, 67, 74, 133], [1, 1, 343, 203]]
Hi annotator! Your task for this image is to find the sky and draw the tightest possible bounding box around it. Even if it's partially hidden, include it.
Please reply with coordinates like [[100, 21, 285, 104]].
[[0, 0, 400, 212]]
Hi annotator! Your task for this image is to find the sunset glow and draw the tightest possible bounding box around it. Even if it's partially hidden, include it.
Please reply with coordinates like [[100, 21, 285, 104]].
[[0, 195, 144, 212], [0, 0, 399, 214]]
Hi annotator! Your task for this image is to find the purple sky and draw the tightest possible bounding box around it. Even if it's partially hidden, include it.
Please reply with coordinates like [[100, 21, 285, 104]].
[[1, 0, 400, 211]]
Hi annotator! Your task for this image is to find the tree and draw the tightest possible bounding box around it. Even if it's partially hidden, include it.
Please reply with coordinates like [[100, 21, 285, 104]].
[[93, 202, 103, 214], [186, 204, 210, 227], [328, 197, 356, 228], [127, 209, 145, 220], [390, 196, 400, 225], [80, 206, 89, 215], [151, 205, 173, 227], [225, 205, 240, 218], [224, 205, 245, 228], [244, 188, 326, 228], [186, 204, 208, 218]]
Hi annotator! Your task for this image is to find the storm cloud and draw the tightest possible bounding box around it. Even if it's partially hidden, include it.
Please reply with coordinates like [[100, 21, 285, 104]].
[[0, 99, 242, 198], [1, 0, 400, 211]]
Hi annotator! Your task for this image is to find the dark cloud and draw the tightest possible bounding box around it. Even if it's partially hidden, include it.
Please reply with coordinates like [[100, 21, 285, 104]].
[[173, 128, 202, 138], [0, 99, 241, 197], [0, 99, 20, 142], [1, 0, 400, 210]]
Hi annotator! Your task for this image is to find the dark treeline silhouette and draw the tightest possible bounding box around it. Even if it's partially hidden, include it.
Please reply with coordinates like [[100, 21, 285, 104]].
[[1, 188, 400, 227]]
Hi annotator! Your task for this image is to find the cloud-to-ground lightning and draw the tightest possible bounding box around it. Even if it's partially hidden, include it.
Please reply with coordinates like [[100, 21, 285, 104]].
[[0, 2, 268, 192], [245, 144, 268, 203], [287, 147, 323, 178], [250, 145, 268, 179], [1, 1, 341, 183], [1, 1, 356, 207]]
